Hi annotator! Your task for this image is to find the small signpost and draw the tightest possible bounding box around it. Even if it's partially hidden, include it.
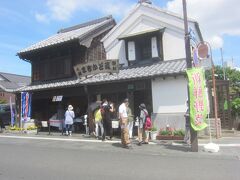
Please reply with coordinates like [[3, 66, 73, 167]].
[[52, 95, 63, 102], [197, 42, 212, 70], [197, 42, 209, 59]]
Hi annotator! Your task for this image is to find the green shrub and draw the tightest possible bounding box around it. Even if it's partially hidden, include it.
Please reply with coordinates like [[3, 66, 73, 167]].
[[151, 126, 157, 131], [173, 129, 185, 136], [231, 98, 240, 116], [159, 130, 172, 136]]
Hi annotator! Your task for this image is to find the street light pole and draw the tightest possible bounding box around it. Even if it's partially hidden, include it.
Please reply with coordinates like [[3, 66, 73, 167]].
[[182, 0, 198, 152]]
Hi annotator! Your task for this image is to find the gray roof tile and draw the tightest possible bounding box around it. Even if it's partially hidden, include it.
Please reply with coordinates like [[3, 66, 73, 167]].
[[17, 59, 186, 92], [0, 72, 31, 91], [18, 16, 114, 55]]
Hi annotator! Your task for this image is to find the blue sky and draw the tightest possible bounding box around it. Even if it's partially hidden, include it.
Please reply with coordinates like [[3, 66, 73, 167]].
[[0, 0, 239, 76]]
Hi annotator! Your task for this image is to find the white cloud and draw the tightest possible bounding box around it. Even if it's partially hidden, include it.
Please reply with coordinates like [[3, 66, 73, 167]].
[[165, 0, 240, 49], [35, 0, 133, 22], [46, 0, 79, 21], [208, 35, 223, 49], [35, 13, 49, 23]]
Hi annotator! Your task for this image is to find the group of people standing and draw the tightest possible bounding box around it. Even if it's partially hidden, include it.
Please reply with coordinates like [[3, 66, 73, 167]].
[[119, 98, 150, 149], [63, 98, 152, 149], [92, 98, 151, 148], [94, 99, 115, 141]]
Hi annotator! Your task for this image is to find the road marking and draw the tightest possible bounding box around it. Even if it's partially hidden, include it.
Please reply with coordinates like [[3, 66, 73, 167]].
[[1, 135, 238, 147], [172, 142, 240, 147], [0, 135, 119, 143]]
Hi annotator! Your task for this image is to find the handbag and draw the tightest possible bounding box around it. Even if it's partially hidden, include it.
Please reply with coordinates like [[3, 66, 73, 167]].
[[143, 111, 152, 130]]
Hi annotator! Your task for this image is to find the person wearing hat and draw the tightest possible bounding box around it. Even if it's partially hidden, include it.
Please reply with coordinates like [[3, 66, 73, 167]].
[[138, 103, 149, 145], [65, 105, 75, 136], [118, 98, 131, 148]]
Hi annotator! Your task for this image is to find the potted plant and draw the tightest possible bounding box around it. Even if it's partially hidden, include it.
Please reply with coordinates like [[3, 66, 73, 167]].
[[173, 129, 185, 140], [150, 126, 158, 140], [157, 127, 174, 140]]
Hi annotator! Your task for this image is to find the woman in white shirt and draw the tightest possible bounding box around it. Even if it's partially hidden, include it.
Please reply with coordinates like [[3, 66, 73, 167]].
[[65, 105, 75, 136]]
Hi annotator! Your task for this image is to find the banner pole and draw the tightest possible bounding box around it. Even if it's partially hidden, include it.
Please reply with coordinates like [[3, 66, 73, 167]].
[[20, 92, 22, 132], [182, 0, 198, 152]]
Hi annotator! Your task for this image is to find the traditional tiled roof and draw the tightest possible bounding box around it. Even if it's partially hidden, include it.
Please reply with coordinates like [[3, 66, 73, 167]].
[[0, 72, 31, 92], [17, 59, 186, 92], [18, 16, 115, 55]]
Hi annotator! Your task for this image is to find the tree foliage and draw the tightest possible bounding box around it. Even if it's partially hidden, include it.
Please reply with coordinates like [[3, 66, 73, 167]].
[[205, 66, 240, 95], [231, 98, 240, 116]]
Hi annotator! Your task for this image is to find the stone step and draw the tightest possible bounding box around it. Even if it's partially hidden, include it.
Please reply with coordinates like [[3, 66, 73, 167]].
[[221, 129, 235, 134]]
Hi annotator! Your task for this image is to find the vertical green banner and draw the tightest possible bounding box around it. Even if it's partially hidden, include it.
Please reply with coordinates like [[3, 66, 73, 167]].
[[186, 67, 208, 131]]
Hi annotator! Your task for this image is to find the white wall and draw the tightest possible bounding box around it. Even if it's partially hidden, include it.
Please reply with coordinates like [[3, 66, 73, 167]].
[[106, 40, 128, 66], [162, 29, 186, 60], [106, 27, 186, 63], [151, 76, 188, 114]]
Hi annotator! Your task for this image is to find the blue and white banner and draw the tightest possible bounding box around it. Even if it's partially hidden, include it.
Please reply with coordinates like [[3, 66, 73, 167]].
[[21, 92, 32, 122]]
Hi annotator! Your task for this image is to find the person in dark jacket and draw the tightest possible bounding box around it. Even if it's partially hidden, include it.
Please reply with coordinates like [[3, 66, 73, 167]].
[[101, 99, 112, 141], [184, 101, 191, 144]]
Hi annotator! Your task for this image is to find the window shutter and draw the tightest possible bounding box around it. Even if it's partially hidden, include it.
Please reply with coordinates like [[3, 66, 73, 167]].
[[128, 41, 136, 61], [151, 37, 158, 58]]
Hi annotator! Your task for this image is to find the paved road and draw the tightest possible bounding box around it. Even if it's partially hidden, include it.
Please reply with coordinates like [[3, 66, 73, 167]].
[[0, 136, 239, 180]]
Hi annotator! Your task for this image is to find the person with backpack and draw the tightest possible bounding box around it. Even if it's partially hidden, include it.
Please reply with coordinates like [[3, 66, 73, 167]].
[[65, 105, 75, 136], [138, 103, 151, 146]]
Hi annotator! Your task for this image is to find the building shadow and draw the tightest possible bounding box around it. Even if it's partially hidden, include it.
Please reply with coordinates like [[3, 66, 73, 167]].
[[111, 142, 123, 148], [161, 143, 191, 152]]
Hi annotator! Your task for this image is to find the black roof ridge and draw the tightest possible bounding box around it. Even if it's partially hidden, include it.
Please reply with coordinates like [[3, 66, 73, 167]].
[[30, 77, 77, 86], [58, 15, 113, 33], [0, 72, 30, 78]]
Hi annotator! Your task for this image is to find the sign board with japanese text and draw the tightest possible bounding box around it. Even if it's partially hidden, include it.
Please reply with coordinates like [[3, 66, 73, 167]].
[[186, 68, 208, 131], [197, 42, 212, 70], [52, 96, 63, 102], [74, 59, 119, 78]]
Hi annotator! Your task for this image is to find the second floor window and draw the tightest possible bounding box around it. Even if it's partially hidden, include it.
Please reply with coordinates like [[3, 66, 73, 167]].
[[138, 36, 152, 60], [32, 57, 72, 82], [125, 32, 163, 63]]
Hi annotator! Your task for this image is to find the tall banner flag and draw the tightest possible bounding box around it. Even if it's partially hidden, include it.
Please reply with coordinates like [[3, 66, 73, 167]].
[[9, 96, 15, 126], [21, 92, 32, 122], [186, 68, 208, 131]]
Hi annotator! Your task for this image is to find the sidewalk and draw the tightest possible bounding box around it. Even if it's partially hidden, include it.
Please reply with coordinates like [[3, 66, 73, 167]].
[[1, 130, 239, 146]]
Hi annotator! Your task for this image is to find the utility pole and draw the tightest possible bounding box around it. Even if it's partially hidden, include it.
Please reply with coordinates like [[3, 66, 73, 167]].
[[182, 0, 198, 152], [220, 48, 226, 80]]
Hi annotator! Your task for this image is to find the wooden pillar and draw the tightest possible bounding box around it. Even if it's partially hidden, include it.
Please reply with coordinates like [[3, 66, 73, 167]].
[[127, 91, 134, 115]]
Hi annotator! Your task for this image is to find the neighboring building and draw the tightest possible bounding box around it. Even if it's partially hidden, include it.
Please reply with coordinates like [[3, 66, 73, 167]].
[[17, 16, 116, 123], [17, 1, 203, 130], [0, 72, 31, 104]]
